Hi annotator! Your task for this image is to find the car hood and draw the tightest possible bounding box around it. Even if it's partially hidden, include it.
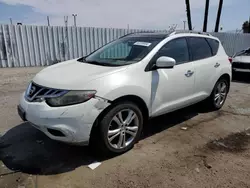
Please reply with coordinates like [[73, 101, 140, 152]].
[[32, 59, 128, 90], [233, 56, 250, 63]]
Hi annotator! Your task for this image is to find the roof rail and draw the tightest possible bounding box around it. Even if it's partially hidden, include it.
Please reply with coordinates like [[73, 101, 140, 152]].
[[119, 31, 157, 39], [172, 30, 211, 36]]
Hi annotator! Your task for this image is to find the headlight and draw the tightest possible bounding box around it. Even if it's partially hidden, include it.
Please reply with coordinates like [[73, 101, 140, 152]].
[[46, 90, 96, 107]]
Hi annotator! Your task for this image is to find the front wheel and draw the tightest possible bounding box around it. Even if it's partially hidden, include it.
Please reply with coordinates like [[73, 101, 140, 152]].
[[93, 101, 143, 156]]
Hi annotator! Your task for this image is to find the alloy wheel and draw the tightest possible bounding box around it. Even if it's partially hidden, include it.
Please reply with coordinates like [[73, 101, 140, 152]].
[[107, 109, 139, 149], [214, 81, 227, 108]]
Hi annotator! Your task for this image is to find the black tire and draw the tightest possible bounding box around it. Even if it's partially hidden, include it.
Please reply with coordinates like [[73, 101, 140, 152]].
[[91, 101, 143, 156], [206, 78, 229, 110]]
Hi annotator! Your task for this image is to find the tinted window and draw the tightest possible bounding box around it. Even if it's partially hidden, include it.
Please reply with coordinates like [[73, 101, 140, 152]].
[[157, 38, 189, 65], [187, 37, 212, 61], [206, 38, 219, 55]]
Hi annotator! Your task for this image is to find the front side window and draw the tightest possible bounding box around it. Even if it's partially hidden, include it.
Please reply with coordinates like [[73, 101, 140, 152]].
[[187, 37, 212, 61], [78, 36, 163, 66], [156, 38, 189, 65]]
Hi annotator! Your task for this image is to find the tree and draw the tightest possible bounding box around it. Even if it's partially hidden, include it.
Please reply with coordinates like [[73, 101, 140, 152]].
[[215, 0, 223, 32], [203, 0, 210, 32], [185, 0, 192, 30], [242, 21, 250, 33]]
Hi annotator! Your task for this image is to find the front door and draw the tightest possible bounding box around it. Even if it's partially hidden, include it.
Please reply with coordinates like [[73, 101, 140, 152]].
[[150, 37, 195, 117]]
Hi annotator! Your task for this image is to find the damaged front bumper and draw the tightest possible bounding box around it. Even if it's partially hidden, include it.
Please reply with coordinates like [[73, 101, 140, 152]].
[[18, 92, 111, 145]]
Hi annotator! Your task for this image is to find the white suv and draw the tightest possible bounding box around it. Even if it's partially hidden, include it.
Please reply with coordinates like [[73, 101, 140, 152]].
[[18, 31, 232, 155]]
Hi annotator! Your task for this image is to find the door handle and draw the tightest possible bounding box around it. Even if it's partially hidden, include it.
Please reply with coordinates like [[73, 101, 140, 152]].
[[214, 62, 220, 68], [185, 70, 194, 77]]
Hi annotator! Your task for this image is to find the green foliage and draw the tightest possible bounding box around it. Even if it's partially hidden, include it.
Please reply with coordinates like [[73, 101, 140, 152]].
[[242, 21, 250, 33]]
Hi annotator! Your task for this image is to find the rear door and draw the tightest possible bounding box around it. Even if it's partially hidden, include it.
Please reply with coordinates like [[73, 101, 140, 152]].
[[186, 37, 217, 101]]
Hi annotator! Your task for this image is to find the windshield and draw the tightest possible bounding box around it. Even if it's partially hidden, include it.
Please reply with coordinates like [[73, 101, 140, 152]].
[[78, 36, 163, 66], [234, 48, 250, 57]]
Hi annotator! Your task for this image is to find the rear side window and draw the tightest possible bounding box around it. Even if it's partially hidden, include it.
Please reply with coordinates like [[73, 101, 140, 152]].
[[206, 38, 219, 55], [187, 37, 212, 61], [157, 38, 189, 65]]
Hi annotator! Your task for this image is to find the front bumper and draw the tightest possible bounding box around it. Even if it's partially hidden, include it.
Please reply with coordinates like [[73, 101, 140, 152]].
[[18, 92, 110, 145]]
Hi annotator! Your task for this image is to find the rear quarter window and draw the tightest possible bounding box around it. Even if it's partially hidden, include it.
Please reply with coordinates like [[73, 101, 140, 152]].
[[187, 37, 212, 61], [206, 38, 219, 55]]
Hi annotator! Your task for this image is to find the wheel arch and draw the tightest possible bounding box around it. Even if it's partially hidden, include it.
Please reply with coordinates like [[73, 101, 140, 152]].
[[218, 73, 231, 92], [89, 95, 149, 145], [93, 95, 149, 127]]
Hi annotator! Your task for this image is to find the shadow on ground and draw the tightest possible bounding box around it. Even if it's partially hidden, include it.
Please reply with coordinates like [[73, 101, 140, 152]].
[[232, 72, 250, 84], [0, 105, 203, 175]]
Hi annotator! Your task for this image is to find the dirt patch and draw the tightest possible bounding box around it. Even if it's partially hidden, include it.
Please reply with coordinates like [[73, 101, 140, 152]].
[[206, 130, 250, 153]]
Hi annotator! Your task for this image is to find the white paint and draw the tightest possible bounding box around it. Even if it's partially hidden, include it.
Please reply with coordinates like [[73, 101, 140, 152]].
[[18, 32, 231, 146], [88, 162, 102, 170]]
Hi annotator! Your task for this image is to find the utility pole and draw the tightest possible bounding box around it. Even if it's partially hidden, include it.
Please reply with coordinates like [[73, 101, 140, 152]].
[[72, 14, 77, 27], [248, 16, 250, 33], [127, 24, 130, 30], [185, 0, 192, 30], [203, 0, 210, 32], [183, 20, 186, 30], [47, 16, 50, 26], [9, 18, 13, 25], [64, 16, 68, 27], [215, 0, 223, 32]]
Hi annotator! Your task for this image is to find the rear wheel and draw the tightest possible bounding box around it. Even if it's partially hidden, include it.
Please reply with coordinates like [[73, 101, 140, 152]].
[[92, 101, 143, 156], [207, 78, 229, 110]]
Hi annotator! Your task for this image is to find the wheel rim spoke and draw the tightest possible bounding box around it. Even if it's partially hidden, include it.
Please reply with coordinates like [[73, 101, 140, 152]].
[[117, 112, 124, 124], [220, 92, 226, 96], [124, 110, 136, 125], [214, 93, 220, 101], [125, 129, 136, 137], [215, 95, 221, 106], [108, 132, 120, 142], [117, 133, 124, 148], [113, 116, 123, 127], [221, 84, 226, 92], [122, 133, 126, 147], [108, 128, 121, 136], [126, 126, 138, 131]]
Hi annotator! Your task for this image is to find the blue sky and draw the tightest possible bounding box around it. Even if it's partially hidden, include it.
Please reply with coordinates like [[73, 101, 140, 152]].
[[0, 0, 249, 32]]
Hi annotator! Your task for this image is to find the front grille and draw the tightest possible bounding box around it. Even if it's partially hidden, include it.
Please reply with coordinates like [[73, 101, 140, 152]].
[[232, 62, 250, 69], [25, 82, 68, 102]]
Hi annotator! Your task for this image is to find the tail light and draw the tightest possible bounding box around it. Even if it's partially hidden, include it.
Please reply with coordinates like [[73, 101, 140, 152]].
[[228, 57, 232, 63]]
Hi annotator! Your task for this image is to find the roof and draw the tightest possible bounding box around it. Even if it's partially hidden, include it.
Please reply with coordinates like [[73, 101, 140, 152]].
[[123, 32, 170, 39], [121, 30, 214, 40]]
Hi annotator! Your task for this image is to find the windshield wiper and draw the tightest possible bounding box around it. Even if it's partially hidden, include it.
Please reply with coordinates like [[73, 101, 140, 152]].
[[77, 57, 86, 62], [108, 58, 127, 61], [85, 60, 115, 66]]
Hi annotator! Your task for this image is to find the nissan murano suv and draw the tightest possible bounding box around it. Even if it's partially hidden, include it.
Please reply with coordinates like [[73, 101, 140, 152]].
[[18, 31, 232, 155]]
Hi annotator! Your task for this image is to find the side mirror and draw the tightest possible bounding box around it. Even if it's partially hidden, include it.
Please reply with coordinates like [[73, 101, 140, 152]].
[[156, 56, 176, 69]]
